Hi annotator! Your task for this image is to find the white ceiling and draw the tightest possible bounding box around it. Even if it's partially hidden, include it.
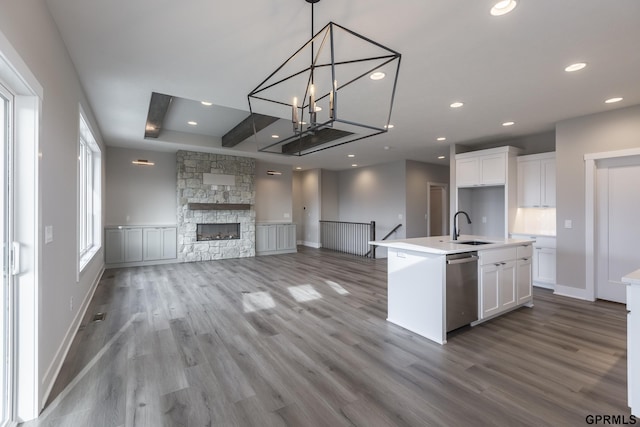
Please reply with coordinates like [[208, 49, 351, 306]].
[[45, 0, 640, 170]]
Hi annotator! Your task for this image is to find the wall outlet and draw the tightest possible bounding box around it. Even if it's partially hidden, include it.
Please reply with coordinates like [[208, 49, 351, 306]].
[[126, 215, 130, 222], [45, 225, 54, 244], [283, 213, 290, 219], [70, 296, 74, 312], [398, 214, 403, 220], [482, 216, 487, 224]]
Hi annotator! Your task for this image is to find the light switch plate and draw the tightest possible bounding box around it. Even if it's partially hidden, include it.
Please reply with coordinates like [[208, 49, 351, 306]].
[[564, 219, 573, 229], [283, 213, 290, 218], [45, 225, 53, 244]]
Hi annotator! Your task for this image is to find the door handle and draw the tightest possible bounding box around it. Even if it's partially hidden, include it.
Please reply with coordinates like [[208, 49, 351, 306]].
[[11, 241, 20, 276], [447, 256, 479, 265]]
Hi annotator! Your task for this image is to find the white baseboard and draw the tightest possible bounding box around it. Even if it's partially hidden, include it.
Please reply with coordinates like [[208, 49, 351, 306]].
[[301, 241, 321, 249], [554, 283, 594, 301], [40, 265, 104, 408], [533, 281, 555, 290]]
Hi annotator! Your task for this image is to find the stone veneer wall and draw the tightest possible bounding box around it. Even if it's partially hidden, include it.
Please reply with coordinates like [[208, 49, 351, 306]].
[[177, 150, 256, 262]]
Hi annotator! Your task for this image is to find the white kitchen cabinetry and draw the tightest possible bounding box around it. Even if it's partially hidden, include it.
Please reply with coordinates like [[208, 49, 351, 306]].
[[517, 152, 556, 207], [479, 245, 532, 319], [456, 151, 507, 187], [105, 225, 177, 267], [622, 270, 640, 417], [143, 227, 177, 261], [256, 223, 297, 255]]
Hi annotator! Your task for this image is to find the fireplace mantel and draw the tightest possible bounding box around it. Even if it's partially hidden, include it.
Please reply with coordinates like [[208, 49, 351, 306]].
[[187, 203, 252, 211]]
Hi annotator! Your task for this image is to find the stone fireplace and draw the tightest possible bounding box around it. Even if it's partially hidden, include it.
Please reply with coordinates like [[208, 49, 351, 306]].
[[177, 151, 255, 262]]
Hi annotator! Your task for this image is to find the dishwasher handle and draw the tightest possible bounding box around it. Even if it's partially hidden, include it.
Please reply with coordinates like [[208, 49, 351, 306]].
[[447, 255, 479, 265]]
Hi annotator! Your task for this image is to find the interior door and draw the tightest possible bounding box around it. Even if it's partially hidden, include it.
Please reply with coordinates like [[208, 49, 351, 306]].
[[596, 157, 640, 303], [428, 183, 447, 236], [1, 82, 14, 427]]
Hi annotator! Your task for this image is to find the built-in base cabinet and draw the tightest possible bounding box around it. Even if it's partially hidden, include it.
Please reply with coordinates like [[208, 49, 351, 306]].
[[256, 223, 297, 256], [532, 236, 556, 289], [479, 245, 533, 320], [105, 226, 177, 267], [629, 284, 639, 416]]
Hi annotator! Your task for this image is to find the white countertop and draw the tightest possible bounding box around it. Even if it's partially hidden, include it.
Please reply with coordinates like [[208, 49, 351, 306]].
[[622, 269, 640, 286], [370, 234, 535, 255]]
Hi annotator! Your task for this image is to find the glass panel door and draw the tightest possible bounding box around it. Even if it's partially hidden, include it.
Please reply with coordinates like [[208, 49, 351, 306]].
[[0, 83, 13, 427]]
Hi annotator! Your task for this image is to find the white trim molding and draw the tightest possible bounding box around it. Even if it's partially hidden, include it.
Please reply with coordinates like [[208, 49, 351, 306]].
[[584, 147, 640, 302]]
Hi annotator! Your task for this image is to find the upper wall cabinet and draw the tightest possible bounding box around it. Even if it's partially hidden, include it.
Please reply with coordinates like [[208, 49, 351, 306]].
[[517, 152, 556, 208], [455, 147, 518, 187]]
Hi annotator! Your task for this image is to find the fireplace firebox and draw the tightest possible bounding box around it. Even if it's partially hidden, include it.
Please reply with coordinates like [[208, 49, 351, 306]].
[[197, 223, 240, 241]]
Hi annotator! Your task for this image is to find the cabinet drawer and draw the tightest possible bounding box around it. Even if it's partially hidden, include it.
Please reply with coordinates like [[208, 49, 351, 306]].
[[516, 244, 533, 259], [480, 247, 517, 265]]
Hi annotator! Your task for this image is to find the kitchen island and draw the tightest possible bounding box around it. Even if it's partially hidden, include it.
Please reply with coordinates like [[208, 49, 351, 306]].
[[372, 235, 535, 345]]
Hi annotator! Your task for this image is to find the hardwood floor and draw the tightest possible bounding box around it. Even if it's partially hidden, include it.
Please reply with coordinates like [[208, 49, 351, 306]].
[[22, 247, 631, 426]]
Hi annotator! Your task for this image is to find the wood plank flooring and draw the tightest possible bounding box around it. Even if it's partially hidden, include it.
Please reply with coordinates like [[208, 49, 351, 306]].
[[22, 247, 631, 426]]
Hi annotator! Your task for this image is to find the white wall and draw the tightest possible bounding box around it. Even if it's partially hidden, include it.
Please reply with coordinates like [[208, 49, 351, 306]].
[[106, 147, 176, 225], [0, 0, 105, 414], [301, 169, 322, 247], [556, 104, 640, 292], [405, 160, 449, 238], [337, 161, 407, 257], [255, 160, 293, 223]]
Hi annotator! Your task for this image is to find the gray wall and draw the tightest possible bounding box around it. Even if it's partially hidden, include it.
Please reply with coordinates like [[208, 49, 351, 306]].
[[405, 160, 450, 238], [105, 147, 177, 226], [556, 104, 640, 290], [337, 160, 407, 257], [292, 171, 303, 242], [0, 1, 106, 410], [255, 160, 293, 223], [321, 169, 339, 221], [301, 169, 322, 247]]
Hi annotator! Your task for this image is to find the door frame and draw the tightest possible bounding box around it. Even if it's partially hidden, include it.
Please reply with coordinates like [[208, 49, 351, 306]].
[[426, 182, 448, 237], [585, 147, 640, 302]]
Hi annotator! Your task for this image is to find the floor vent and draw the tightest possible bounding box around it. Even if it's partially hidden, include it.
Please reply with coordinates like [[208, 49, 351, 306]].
[[92, 312, 106, 322]]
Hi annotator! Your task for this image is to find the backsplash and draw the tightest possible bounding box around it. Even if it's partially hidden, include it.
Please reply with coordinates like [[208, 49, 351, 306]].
[[511, 208, 556, 236]]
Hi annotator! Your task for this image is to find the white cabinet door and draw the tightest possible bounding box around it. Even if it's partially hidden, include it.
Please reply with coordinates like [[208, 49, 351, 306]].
[[480, 263, 500, 319], [534, 247, 556, 285], [629, 286, 640, 416], [143, 228, 163, 261], [518, 160, 542, 207], [256, 225, 277, 252], [517, 258, 533, 304], [105, 229, 124, 264], [541, 158, 556, 207], [499, 260, 517, 310], [161, 227, 177, 259], [480, 153, 507, 185], [456, 157, 479, 187], [124, 228, 143, 262], [277, 224, 296, 250]]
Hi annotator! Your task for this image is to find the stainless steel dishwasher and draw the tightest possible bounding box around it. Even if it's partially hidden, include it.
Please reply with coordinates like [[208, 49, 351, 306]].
[[446, 252, 479, 332]]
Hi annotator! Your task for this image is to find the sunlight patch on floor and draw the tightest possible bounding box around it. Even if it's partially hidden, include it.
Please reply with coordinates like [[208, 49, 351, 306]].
[[325, 280, 349, 295], [242, 292, 276, 313], [288, 284, 323, 302]]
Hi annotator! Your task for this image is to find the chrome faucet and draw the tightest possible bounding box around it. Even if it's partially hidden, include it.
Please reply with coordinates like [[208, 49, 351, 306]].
[[453, 211, 472, 240]]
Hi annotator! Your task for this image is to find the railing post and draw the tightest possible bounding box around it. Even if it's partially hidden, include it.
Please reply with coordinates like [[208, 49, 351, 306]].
[[370, 221, 376, 259]]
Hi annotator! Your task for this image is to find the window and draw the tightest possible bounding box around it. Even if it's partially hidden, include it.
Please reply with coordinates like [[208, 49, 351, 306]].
[[78, 111, 101, 271]]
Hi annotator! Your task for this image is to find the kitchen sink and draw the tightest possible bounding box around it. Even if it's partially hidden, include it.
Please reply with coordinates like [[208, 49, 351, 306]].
[[453, 240, 493, 245]]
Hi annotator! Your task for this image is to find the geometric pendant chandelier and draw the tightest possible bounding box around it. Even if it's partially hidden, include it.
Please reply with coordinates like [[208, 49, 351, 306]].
[[248, 0, 401, 156]]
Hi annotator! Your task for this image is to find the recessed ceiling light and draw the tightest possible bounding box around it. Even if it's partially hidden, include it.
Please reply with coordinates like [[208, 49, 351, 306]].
[[295, 167, 302, 170], [271, 135, 279, 139], [384, 146, 390, 150], [565, 62, 587, 72], [370, 72, 386, 80], [348, 154, 355, 158], [490, 0, 517, 16], [385, 124, 394, 129], [188, 121, 198, 126], [201, 101, 213, 106], [605, 97, 623, 104], [437, 137, 447, 141], [351, 164, 358, 167], [502, 121, 515, 126], [450, 102, 464, 108], [438, 156, 446, 160], [145, 124, 156, 131]]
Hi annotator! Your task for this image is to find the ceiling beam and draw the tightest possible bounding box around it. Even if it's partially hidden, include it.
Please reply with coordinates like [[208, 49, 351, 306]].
[[222, 113, 279, 148], [281, 128, 353, 155], [144, 92, 173, 138]]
